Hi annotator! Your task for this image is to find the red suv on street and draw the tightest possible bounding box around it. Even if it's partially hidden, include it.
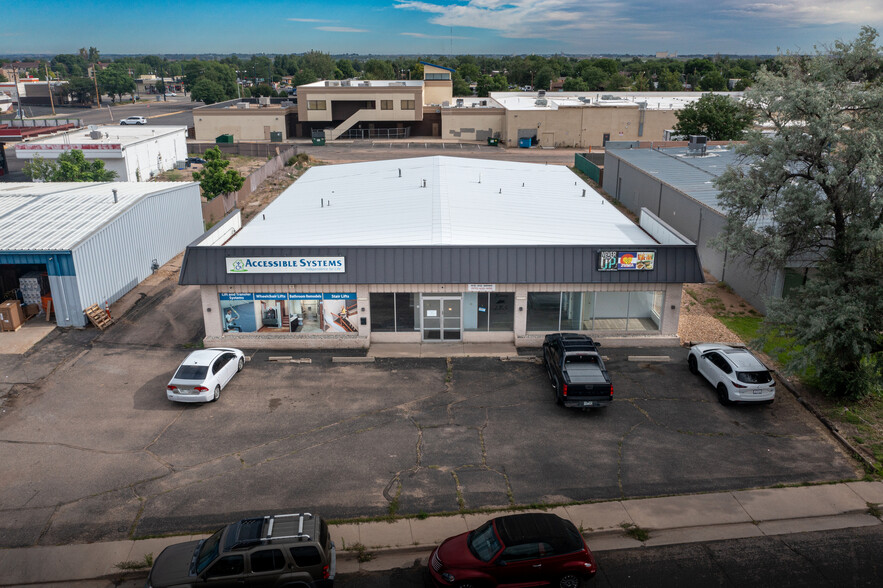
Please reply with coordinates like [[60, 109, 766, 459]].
[[428, 513, 597, 588]]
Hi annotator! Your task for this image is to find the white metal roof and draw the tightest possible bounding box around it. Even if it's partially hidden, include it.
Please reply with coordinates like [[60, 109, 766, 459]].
[[0, 182, 198, 251], [490, 91, 743, 112], [228, 156, 656, 247], [15, 124, 186, 150]]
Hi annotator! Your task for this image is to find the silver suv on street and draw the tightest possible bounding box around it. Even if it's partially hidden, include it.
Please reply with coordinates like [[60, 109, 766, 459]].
[[146, 512, 335, 587]]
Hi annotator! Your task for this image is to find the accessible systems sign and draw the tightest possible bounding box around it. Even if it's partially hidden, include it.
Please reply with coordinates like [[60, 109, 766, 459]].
[[226, 257, 345, 274]]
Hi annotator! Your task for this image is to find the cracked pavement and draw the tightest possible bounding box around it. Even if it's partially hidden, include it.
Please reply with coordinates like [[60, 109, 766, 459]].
[[0, 287, 860, 548]]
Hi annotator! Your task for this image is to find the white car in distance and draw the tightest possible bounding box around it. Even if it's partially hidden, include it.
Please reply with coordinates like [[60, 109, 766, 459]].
[[688, 343, 776, 405], [120, 115, 147, 125], [166, 348, 245, 403]]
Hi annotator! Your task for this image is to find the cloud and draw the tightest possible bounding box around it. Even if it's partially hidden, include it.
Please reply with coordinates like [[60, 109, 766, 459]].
[[315, 26, 371, 33], [287, 18, 333, 23], [400, 32, 470, 39], [717, 1, 883, 25]]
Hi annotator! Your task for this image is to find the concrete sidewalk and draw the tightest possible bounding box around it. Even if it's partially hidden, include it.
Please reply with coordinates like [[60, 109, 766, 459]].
[[2, 481, 882, 586]]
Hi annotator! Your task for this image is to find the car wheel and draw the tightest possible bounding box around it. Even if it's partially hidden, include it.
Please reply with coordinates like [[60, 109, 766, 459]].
[[212, 385, 220, 402], [717, 384, 731, 406], [237, 357, 244, 372], [559, 574, 583, 588], [688, 355, 698, 375]]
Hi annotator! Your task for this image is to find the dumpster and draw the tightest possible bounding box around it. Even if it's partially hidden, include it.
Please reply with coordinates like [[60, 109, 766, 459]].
[[270, 131, 283, 143], [216, 134, 234, 144], [518, 137, 531, 148], [312, 137, 326, 146], [487, 137, 499, 146]]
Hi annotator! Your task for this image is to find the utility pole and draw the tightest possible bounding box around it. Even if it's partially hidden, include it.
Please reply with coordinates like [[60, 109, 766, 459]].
[[92, 61, 101, 107], [44, 63, 56, 116], [13, 69, 24, 122]]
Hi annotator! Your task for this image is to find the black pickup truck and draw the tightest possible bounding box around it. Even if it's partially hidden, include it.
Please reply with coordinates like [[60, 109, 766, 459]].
[[542, 333, 614, 409]]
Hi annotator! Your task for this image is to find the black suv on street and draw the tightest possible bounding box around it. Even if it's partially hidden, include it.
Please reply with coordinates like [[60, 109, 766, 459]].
[[145, 512, 335, 587]]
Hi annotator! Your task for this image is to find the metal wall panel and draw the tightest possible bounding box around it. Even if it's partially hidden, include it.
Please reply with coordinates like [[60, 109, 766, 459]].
[[180, 244, 703, 286], [73, 185, 203, 310]]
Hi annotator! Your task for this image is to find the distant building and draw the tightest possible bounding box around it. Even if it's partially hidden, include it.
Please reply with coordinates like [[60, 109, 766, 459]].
[[15, 125, 188, 181], [193, 97, 298, 142]]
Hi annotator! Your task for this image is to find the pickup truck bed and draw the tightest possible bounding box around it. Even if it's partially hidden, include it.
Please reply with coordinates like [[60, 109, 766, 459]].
[[542, 333, 614, 409]]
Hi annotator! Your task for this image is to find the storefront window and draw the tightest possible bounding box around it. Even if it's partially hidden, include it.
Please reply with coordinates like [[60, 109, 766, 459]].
[[464, 292, 514, 331], [370, 294, 395, 332], [219, 293, 357, 334], [395, 293, 417, 331], [370, 293, 417, 332], [527, 291, 663, 332], [526, 293, 561, 331]]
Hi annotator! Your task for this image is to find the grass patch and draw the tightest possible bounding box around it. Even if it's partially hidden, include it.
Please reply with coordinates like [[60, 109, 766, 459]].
[[347, 542, 374, 562], [115, 552, 153, 570], [716, 315, 801, 367], [620, 523, 649, 542]]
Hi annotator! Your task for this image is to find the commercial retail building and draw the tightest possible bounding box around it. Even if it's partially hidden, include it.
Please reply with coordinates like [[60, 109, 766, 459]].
[[0, 182, 203, 327], [193, 97, 299, 142], [15, 125, 188, 181], [179, 156, 704, 349], [602, 144, 802, 313]]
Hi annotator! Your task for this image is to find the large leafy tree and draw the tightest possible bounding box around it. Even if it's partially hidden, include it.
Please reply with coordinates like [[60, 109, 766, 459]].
[[192, 147, 245, 200], [714, 27, 883, 397], [66, 76, 96, 104], [673, 94, 754, 140], [97, 64, 135, 103], [23, 151, 117, 182]]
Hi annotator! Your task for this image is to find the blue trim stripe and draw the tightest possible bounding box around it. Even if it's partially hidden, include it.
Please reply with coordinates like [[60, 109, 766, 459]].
[[0, 252, 76, 276]]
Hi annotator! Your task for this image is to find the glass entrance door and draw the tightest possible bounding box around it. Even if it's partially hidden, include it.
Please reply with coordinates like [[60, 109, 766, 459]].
[[421, 296, 461, 341]]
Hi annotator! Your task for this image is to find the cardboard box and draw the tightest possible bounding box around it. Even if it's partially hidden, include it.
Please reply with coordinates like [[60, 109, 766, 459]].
[[0, 300, 25, 331], [23, 303, 40, 319]]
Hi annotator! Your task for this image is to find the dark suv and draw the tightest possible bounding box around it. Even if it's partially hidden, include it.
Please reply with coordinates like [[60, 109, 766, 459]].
[[145, 512, 335, 588]]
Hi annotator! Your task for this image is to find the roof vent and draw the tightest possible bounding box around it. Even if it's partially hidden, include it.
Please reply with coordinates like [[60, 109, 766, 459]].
[[538, 90, 546, 99], [112, 188, 118, 203], [687, 135, 707, 156]]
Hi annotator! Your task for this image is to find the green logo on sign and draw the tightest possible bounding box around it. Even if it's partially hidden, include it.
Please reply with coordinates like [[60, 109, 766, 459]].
[[230, 259, 247, 273]]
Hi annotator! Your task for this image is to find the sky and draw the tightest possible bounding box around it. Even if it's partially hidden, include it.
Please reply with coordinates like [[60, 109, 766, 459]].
[[2, 1, 882, 56]]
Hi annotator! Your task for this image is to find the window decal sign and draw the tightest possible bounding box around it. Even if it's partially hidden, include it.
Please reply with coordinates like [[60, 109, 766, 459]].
[[598, 250, 655, 271], [218, 292, 358, 334], [226, 257, 345, 274]]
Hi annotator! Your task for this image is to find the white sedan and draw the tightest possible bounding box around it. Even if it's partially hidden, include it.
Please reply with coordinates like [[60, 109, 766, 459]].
[[166, 348, 245, 403], [688, 343, 776, 405]]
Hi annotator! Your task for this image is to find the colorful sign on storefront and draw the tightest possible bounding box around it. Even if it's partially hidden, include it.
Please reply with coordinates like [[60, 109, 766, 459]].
[[218, 293, 357, 334], [598, 250, 655, 271]]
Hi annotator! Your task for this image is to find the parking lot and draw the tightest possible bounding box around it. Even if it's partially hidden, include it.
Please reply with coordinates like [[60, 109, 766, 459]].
[[0, 295, 858, 548]]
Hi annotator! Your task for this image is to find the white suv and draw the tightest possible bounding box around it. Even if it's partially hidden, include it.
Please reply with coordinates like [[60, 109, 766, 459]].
[[120, 115, 147, 125], [688, 343, 776, 405]]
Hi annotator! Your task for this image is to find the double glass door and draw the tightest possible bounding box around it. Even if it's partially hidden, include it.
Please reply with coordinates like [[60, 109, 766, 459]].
[[421, 296, 461, 341]]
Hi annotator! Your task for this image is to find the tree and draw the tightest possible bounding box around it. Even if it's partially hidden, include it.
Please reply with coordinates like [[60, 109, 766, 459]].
[[364, 59, 395, 80], [673, 94, 753, 140], [699, 70, 728, 91], [452, 72, 471, 96], [563, 77, 589, 92], [66, 76, 96, 104], [23, 150, 117, 182], [714, 27, 883, 398], [97, 64, 135, 103], [192, 147, 245, 200], [336, 59, 356, 79], [656, 69, 683, 91], [189, 78, 227, 105]]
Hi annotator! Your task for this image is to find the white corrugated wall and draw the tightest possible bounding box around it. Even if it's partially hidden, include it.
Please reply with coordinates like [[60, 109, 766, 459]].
[[71, 184, 203, 313]]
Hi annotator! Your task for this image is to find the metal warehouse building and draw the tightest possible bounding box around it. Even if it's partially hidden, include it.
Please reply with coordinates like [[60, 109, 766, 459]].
[[602, 144, 804, 313], [179, 156, 704, 349], [0, 182, 203, 327]]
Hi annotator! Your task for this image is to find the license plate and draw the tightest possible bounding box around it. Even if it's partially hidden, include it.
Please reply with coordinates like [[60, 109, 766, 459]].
[[753, 390, 763, 394], [582, 401, 597, 407]]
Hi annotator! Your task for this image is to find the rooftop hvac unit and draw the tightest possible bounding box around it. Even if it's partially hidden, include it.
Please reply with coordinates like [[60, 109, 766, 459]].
[[442, 101, 450, 107], [687, 134, 708, 156], [280, 100, 294, 107], [342, 80, 351, 86], [89, 130, 102, 139], [535, 99, 548, 106], [456, 98, 464, 107], [259, 96, 271, 106], [361, 81, 370, 86], [481, 100, 488, 106], [236, 102, 249, 109], [538, 90, 546, 99]]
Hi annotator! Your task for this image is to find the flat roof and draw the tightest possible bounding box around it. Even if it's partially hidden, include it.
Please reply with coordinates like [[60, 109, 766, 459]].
[[15, 124, 186, 149], [608, 145, 744, 214], [491, 91, 743, 112], [227, 156, 657, 247], [300, 80, 423, 88], [0, 182, 198, 251]]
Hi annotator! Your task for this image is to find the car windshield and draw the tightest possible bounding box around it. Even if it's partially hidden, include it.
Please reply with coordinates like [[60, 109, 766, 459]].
[[174, 365, 209, 380], [737, 371, 772, 384], [467, 521, 502, 562], [195, 528, 223, 573]]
